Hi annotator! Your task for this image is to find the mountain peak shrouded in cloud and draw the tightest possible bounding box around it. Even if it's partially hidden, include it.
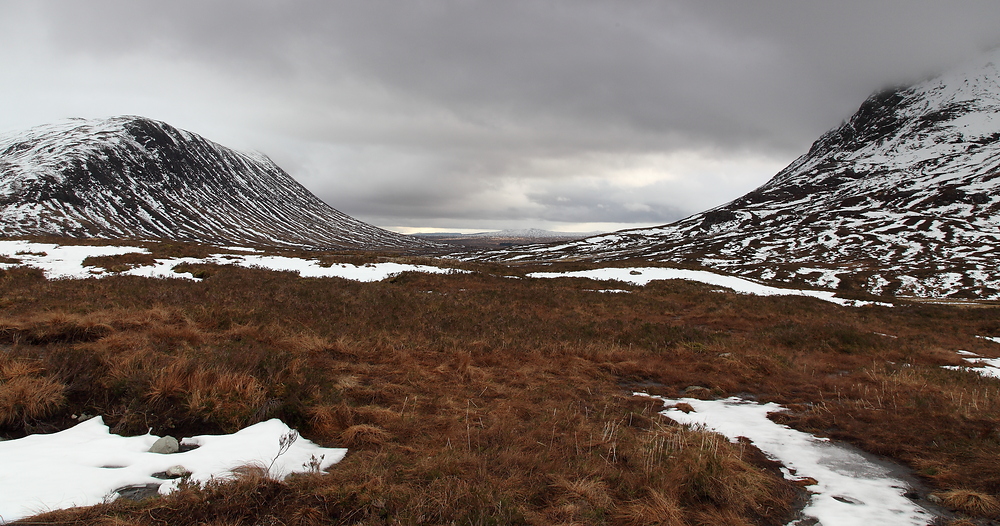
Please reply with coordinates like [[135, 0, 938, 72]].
[[4, 2, 1000, 232], [0, 116, 435, 251], [478, 47, 1000, 299]]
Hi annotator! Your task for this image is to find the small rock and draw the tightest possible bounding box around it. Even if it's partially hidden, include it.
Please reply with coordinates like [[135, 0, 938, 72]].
[[166, 465, 191, 478], [115, 483, 161, 501], [683, 385, 709, 394], [629, 270, 642, 275], [149, 436, 179, 454], [927, 493, 943, 504]]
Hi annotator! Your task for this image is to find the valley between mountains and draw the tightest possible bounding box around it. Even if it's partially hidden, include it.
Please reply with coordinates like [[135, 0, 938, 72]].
[[4, 50, 1000, 526]]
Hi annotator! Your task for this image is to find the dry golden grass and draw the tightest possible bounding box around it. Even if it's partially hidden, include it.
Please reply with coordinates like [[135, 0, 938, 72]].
[[2, 240, 1000, 523], [0, 359, 65, 426], [938, 489, 1000, 517]]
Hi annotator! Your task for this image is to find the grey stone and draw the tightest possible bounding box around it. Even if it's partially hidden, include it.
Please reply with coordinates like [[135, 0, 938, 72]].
[[165, 465, 191, 478], [115, 483, 161, 501], [683, 385, 709, 394], [148, 436, 179, 454]]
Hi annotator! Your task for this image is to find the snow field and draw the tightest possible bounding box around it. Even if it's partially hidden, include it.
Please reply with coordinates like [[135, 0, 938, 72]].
[[0, 418, 346, 524], [0, 240, 466, 282]]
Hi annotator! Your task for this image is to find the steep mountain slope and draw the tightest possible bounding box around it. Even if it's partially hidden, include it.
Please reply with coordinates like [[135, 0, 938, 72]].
[[485, 52, 1000, 299], [0, 116, 433, 251]]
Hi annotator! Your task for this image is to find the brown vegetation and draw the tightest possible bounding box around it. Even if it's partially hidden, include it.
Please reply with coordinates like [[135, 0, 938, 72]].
[[1, 241, 1000, 523]]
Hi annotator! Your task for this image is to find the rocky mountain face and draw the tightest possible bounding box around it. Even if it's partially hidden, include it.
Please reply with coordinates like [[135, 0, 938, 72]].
[[0, 116, 433, 251], [484, 52, 1000, 300]]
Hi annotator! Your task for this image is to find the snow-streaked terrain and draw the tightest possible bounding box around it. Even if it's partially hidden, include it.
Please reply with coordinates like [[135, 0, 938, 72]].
[[0, 241, 890, 307], [0, 240, 465, 282], [0, 116, 435, 252], [639, 394, 936, 526], [0, 418, 345, 524], [479, 49, 1000, 300], [527, 267, 890, 307]]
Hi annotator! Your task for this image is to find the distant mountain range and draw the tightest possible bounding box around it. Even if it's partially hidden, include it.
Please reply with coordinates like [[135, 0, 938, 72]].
[[0, 116, 433, 251], [482, 50, 1000, 300], [413, 228, 598, 248]]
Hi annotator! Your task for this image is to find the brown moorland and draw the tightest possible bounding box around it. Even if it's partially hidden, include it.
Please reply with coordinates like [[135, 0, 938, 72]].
[[0, 239, 999, 524]]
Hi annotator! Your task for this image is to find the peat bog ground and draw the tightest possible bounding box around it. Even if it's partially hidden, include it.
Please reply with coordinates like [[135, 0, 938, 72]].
[[1, 239, 999, 524]]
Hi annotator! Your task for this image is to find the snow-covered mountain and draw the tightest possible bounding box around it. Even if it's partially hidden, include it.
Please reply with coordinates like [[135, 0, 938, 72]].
[[484, 51, 1000, 299], [0, 116, 433, 251]]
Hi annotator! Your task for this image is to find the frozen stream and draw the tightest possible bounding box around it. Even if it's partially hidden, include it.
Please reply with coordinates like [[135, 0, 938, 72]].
[[639, 394, 941, 525]]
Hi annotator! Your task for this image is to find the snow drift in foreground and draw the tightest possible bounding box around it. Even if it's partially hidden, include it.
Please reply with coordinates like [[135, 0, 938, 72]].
[[528, 267, 891, 307], [639, 395, 934, 526], [0, 418, 346, 524], [0, 240, 464, 282]]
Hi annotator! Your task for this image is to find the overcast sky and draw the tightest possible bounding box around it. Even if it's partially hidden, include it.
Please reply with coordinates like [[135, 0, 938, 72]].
[[2, 1, 1000, 233]]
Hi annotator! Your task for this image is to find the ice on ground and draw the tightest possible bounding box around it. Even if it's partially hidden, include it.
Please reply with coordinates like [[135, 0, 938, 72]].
[[639, 394, 934, 526], [528, 267, 891, 307], [0, 417, 346, 524], [0, 241, 468, 283]]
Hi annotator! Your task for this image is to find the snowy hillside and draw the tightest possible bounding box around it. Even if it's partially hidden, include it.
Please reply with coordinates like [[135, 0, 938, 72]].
[[0, 116, 434, 251], [482, 51, 1000, 300]]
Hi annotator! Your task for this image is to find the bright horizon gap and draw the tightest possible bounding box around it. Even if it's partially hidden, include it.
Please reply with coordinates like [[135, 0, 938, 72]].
[[381, 222, 658, 235]]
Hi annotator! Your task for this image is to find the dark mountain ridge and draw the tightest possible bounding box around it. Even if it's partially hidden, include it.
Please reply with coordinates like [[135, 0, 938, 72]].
[[0, 116, 433, 251]]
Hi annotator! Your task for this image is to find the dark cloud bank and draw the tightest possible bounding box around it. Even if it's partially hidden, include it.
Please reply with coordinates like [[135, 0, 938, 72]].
[[3, 1, 1000, 231]]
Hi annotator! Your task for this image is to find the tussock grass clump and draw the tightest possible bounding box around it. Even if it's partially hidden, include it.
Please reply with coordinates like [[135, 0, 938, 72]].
[[937, 489, 1000, 517], [0, 358, 66, 426], [83, 252, 158, 273]]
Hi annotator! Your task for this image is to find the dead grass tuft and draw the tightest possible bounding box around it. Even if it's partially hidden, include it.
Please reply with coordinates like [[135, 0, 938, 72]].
[[0, 358, 66, 426], [340, 423, 391, 446], [938, 489, 1000, 516], [618, 489, 685, 526]]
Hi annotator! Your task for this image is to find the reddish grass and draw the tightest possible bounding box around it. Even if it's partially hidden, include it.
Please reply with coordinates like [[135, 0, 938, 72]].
[[1, 241, 1000, 522]]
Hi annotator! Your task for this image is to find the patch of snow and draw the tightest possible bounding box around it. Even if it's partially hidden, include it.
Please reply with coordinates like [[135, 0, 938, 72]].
[[0, 240, 146, 279], [943, 350, 1000, 380], [638, 394, 935, 526], [206, 254, 467, 282], [0, 417, 345, 524], [218, 246, 261, 253], [796, 267, 842, 289], [526, 267, 891, 308]]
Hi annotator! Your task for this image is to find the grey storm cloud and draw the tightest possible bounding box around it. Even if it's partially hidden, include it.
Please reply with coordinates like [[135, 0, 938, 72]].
[[4, 1, 1000, 231]]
